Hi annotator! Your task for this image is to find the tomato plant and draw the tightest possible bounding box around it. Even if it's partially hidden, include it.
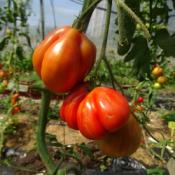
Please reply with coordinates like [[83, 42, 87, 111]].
[[33, 26, 96, 93]]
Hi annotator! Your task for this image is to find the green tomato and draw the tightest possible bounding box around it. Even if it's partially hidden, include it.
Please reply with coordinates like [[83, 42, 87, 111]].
[[153, 82, 161, 89]]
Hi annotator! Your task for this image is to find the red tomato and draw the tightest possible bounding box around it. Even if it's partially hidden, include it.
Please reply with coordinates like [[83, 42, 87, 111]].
[[137, 96, 144, 103], [77, 87, 130, 139], [11, 93, 20, 105], [33, 26, 96, 93], [11, 106, 21, 115], [60, 84, 88, 130]]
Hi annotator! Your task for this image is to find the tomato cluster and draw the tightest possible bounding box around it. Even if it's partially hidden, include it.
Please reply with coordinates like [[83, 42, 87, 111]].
[[60, 84, 141, 156], [151, 65, 168, 88], [33, 26, 141, 157], [0, 64, 9, 91]]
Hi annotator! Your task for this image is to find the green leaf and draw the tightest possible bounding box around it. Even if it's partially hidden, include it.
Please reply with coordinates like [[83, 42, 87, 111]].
[[19, 32, 33, 49], [155, 29, 175, 57], [117, 0, 140, 55], [0, 36, 10, 51], [124, 36, 151, 79], [162, 112, 175, 122], [168, 122, 175, 129], [16, 45, 25, 59]]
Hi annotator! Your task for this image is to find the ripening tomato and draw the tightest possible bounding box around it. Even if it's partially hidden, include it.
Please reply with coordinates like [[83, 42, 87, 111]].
[[11, 106, 21, 115], [151, 66, 163, 77], [96, 114, 142, 157], [11, 93, 20, 105], [157, 76, 167, 84], [77, 87, 130, 139], [0, 70, 8, 78], [60, 84, 88, 130], [33, 26, 96, 93]]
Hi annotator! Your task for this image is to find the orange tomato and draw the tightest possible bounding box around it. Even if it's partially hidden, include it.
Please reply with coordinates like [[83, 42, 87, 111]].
[[11, 93, 20, 105], [33, 26, 96, 93], [157, 76, 167, 84], [96, 114, 142, 157], [151, 66, 163, 77]]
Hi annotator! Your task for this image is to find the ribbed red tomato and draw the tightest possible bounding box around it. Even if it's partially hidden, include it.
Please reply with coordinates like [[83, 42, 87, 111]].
[[60, 86, 130, 140], [60, 84, 88, 130], [33, 26, 96, 93]]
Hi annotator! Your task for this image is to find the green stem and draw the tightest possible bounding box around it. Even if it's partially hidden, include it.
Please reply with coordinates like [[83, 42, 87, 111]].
[[37, 89, 57, 174], [40, 0, 45, 39], [95, 0, 123, 92], [115, 0, 151, 40], [72, 0, 101, 31], [149, 0, 153, 32], [95, 0, 112, 73]]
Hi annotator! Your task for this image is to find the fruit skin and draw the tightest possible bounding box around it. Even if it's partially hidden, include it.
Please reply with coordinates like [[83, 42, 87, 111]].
[[153, 82, 161, 89], [96, 114, 142, 157], [77, 87, 130, 140], [33, 26, 96, 93], [151, 66, 163, 77], [60, 84, 88, 130], [157, 76, 167, 84]]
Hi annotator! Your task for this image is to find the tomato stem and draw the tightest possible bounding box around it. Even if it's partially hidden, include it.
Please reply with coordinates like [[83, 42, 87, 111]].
[[37, 89, 58, 174], [94, 0, 124, 92], [115, 0, 151, 40], [72, 0, 101, 31]]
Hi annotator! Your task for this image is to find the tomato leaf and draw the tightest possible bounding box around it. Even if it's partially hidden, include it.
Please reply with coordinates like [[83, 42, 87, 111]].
[[124, 36, 151, 79], [155, 29, 175, 57], [0, 36, 10, 51], [162, 112, 175, 122], [16, 45, 25, 60], [19, 32, 33, 49]]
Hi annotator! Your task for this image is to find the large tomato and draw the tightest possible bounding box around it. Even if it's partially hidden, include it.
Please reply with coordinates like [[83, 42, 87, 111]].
[[33, 26, 96, 93], [96, 114, 142, 157], [60, 86, 130, 140], [60, 84, 88, 130]]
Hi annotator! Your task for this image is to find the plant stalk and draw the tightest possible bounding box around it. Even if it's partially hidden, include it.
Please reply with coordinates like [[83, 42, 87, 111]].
[[37, 89, 57, 174], [72, 0, 101, 31], [40, 0, 45, 39]]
